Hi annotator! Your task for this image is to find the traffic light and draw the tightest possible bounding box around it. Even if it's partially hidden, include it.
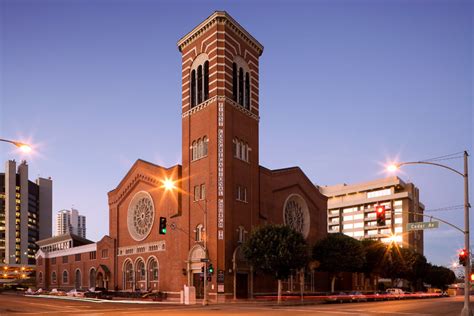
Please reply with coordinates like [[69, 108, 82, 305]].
[[470, 273, 474, 282], [208, 263, 214, 275], [458, 249, 468, 266], [201, 266, 204, 273], [376, 205, 386, 226], [159, 217, 167, 235]]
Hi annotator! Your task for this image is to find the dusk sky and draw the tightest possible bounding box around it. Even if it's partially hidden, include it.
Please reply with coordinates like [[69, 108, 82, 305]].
[[1, 0, 472, 267]]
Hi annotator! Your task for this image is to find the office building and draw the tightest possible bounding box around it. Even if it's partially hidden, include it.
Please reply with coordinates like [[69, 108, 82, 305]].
[[0, 160, 52, 282], [319, 177, 424, 253]]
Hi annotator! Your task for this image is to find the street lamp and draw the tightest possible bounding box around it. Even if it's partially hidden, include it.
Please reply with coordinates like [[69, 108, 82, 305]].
[[162, 177, 209, 306], [0, 138, 32, 153], [387, 151, 471, 316]]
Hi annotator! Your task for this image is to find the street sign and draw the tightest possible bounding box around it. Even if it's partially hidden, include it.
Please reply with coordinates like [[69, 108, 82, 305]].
[[407, 221, 439, 231], [200, 258, 209, 262]]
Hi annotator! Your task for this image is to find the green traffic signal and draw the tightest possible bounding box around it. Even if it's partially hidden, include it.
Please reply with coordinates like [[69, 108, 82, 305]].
[[159, 217, 167, 235]]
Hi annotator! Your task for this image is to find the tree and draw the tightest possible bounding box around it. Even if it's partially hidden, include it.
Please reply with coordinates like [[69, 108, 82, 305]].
[[312, 233, 365, 292], [378, 246, 428, 289], [424, 264, 456, 290], [360, 239, 387, 289], [403, 249, 428, 291], [242, 224, 310, 304]]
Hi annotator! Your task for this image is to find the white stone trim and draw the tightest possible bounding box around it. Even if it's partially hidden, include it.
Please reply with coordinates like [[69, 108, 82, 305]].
[[117, 240, 166, 256], [39, 243, 97, 259]]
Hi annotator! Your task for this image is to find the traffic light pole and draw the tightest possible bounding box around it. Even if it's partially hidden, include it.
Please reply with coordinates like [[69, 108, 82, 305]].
[[203, 199, 208, 306], [462, 151, 471, 316], [392, 151, 471, 316]]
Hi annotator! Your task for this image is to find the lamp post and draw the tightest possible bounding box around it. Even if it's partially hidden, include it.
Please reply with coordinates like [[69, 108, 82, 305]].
[[0, 138, 32, 153], [388, 151, 471, 316], [162, 178, 209, 305]]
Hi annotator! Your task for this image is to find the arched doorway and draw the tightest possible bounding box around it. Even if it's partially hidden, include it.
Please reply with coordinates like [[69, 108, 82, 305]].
[[75, 269, 82, 290], [89, 268, 96, 289], [232, 246, 252, 299], [187, 245, 207, 299], [123, 259, 134, 290], [97, 272, 104, 288], [147, 257, 159, 291]]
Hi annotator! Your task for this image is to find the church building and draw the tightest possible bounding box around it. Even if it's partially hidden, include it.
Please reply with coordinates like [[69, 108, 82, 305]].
[[36, 11, 328, 300]]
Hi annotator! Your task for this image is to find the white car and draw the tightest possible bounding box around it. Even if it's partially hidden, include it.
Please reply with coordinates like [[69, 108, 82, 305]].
[[386, 288, 404, 297]]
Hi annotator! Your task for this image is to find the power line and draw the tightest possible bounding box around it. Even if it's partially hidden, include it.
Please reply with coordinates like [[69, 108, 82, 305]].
[[424, 205, 464, 212], [420, 151, 464, 163]]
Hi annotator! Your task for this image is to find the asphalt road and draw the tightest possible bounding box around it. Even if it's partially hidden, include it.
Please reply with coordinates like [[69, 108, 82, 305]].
[[0, 293, 472, 315]]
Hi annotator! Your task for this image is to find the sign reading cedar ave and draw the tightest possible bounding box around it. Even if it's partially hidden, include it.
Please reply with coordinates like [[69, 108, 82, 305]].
[[407, 221, 439, 231]]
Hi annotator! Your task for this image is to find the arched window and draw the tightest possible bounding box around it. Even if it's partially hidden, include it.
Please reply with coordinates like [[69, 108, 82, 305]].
[[203, 136, 208, 156], [90, 268, 97, 288], [38, 272, 43, 284], [237, 226, 246, 243], [235, 138, 241, 159], [190, 54, 210, 107], [204, 61, 209, 100], [195, 224, 204, 242], [191, 70, 196, 107], [238, 67, 244, 105], [232, 63, 237, 101], [75, 269, 82, 289], [192, 141, 197, 161], [197, 65, 203, 104], [136, 260, 145, 281], [245, 72, 250, 109], [232, 57, 251, 110], [149, 258, 159, 281], [125, 260, 133, 285], [241, 143, 246, 161], [197, 138, 203, 158], [63, 270, 68, 284], [51, 271, 57, 283]]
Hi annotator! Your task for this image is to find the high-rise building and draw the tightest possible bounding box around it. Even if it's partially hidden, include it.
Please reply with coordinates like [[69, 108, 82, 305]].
[[55, 209, 86, 238], [319, 177, 424, 253], [0, 160, 52, 267]]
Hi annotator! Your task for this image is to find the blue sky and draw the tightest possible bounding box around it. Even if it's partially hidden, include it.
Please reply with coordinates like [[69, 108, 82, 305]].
[[1, 0, 472, 267]]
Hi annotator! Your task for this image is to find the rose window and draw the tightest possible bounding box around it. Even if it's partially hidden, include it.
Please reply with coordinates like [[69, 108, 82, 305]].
[[127, 191, 155, 241], [283, 194, 310, 238]]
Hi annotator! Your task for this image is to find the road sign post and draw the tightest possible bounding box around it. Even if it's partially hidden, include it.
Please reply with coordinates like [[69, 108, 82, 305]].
[[406, 221, 439, 231]]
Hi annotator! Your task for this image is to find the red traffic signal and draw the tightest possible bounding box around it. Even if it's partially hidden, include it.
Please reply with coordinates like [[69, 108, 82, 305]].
[[376, 205, 386, 226], [459, 249, 468, 266]]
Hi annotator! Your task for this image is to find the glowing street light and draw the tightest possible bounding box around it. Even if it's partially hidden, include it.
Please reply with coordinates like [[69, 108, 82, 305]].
[[0, 138, 32, 153], [387, 151, 471, 316], [386, 164, 398, 173], [161, 178, 176, 191], [161, 176, 209, 306]]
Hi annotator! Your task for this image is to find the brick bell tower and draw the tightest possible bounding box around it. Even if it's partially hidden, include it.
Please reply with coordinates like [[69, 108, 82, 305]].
[[177, 11, 263, 299]]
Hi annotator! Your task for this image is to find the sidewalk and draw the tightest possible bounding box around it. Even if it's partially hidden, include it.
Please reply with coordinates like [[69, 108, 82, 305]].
[[21, 292, 326, 307]]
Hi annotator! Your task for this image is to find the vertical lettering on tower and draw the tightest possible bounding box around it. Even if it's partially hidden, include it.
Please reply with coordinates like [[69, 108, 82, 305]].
[[217, 102, 224, 240]]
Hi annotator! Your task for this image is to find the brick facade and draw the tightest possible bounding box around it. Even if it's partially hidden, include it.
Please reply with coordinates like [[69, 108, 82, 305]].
[[37, 11, 329, 298]]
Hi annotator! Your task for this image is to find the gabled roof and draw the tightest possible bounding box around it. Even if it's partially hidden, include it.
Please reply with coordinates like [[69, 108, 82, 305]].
[[108, 159, 180, 195]]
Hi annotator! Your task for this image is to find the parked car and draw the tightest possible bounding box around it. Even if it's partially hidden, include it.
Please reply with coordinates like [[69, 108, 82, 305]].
[[67, 289, 87, 297], [386, 288, 404, 298], [326, 292, 351, 303], [348, 291, 367, 302]]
